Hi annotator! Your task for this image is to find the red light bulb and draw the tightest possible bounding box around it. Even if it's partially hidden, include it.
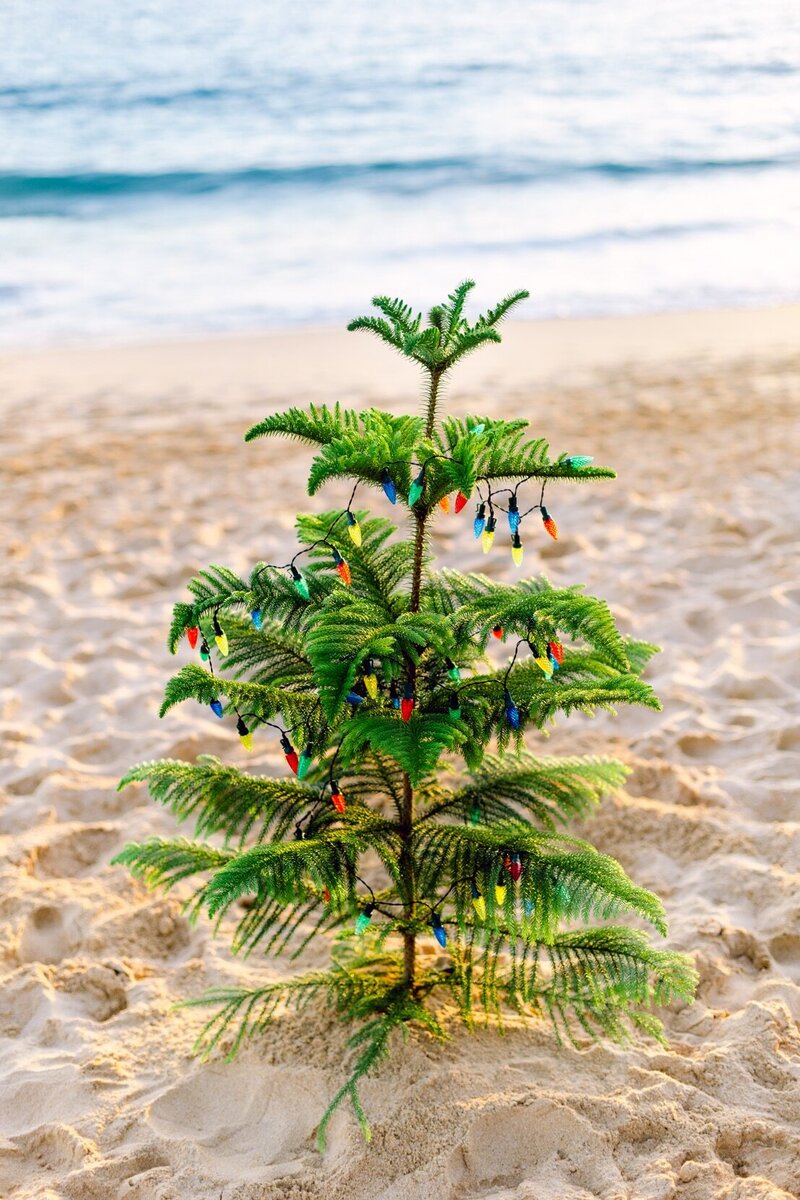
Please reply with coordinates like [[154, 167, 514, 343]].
[[330, 780, 346, 814], [332, 547, 351, 586], [401, 682, 415, 722], [280, 733, 299, 776]]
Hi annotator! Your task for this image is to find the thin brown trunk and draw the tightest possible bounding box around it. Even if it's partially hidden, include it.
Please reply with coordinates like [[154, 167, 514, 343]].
[[401, 368, 442, 991]]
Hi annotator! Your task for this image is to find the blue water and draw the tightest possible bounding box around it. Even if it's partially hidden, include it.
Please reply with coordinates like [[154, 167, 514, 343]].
[[2, 0, 800, 344]]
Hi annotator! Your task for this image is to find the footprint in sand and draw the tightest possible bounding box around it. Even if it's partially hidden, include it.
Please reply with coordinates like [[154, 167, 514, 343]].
[[17, 904, 82, 965], [31, 825, 119, 880], [768, 934, 800, 983], [148, 1060, 325, 1182], [447, 1100, 624, 1197]]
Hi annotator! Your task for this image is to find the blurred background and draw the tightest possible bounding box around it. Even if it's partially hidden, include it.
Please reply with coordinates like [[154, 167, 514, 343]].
[[2, 0, 800, 346]]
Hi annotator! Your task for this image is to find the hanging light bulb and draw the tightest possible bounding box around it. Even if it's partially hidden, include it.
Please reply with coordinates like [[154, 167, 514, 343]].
[[280, 733, 299, 775], [448, 691, 461, 721], [492, 625, 504, 640], [511, 531, 524, 567], [504, 687, 520, 730], [186, 625, 199, 649], [455, 490, 469, 513], [481, 513, 496, 554], [210, 699, 224, 718], [471, 881, 486, 921], [507, 495, 520, 534], [473, 502, 486, 539], [346, 511, 362, 547], [445, 657, 461, 682], [541, 505, 558, 540], [431, 913, 447, 948], [438, 494, 450, 513], [212, 613, 228, 656], [363, 658, 379, 700], [495, 881, 507, 905], [355, 903, 374, 934], [565, 455, 593, 469], [381, 468, 397, 504], [533, 652, 554, 678], [469, 802, 481, 826], [250, 608, 263, 630], [290, 564, 310, 599], [331, 547, 351, 586], [199, 638, 211, 662], [548, 640, 564, 666], [408, 469, 425, 506], [401, 682, 415, 722], [236, 716, 253, 751], [297, 744, 313, 780], [389, 680, 400, 710], [330, 780, 346, 814]]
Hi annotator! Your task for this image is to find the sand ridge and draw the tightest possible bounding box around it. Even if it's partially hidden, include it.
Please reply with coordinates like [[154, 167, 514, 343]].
[[1, 325, 800, 1198]]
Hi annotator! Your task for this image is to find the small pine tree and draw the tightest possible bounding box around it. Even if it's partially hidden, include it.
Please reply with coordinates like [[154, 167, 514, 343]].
[[115, 282, 696, 1145]]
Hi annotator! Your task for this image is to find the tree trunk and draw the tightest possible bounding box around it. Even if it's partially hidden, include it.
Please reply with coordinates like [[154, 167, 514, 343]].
[[401, 368, 442, 991]]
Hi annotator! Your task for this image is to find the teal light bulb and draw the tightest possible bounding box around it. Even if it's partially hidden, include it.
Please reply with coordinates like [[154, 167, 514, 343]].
[[296, 744, 313, 779], [408, 470, 425, 506], [355, 903, 374, 934]]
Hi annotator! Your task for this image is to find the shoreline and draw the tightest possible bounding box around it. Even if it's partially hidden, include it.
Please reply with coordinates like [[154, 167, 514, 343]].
[[1, 304, 799, 405]]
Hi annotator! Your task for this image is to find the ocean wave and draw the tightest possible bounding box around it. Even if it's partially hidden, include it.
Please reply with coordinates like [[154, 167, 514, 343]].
[[0, 153, 796, 213]]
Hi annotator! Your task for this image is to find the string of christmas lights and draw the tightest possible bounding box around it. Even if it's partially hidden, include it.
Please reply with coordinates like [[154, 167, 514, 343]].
[[181, 446, 589, 825]]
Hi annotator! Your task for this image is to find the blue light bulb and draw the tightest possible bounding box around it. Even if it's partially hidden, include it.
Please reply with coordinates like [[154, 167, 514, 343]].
[[431, 913, 447, 947], [504, 687, 520, 730], [381, 469, 397, 504]]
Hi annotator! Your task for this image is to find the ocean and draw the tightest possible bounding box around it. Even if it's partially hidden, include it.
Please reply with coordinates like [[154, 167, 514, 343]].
[[2, 0, 800, 345]]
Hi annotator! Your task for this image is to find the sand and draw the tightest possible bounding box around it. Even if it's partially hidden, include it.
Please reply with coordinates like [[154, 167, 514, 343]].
[[1, 309, 799, 1199]]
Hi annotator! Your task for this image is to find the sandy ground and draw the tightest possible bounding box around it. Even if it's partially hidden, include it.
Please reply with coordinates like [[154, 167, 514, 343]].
[[1, 311, 799, 1199]]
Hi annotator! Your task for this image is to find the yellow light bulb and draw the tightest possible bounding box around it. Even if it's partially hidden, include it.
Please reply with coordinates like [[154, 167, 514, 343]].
[[215, 632, 229, 656], [481, 529, 495, 554], [495, 883, 507, 905], [364, 673, 378, 700], [347, 518, 362, 547]]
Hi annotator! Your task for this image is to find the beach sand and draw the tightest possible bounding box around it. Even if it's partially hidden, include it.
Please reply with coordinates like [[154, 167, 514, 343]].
[[1, 309, 799, 1199]]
